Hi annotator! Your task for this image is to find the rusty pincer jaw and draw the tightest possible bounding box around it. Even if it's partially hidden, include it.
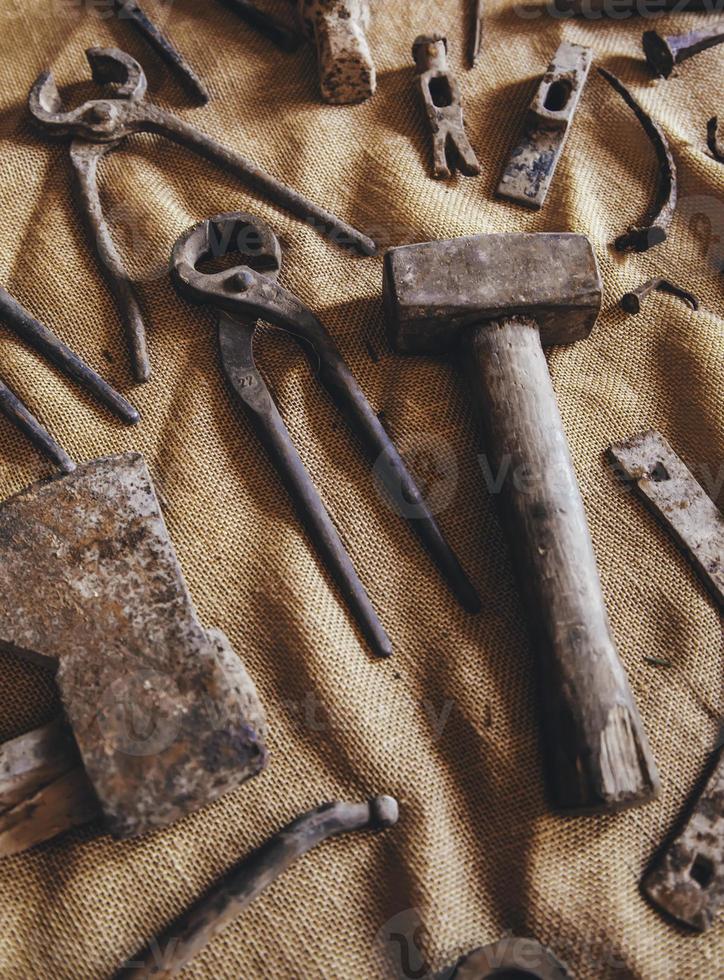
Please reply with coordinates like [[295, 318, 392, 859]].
[[28, 47, 146, 142], [171, 214, 286, 321]]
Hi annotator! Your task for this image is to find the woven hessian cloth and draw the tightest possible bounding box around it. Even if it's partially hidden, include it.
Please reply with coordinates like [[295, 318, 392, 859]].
[[0, 1, 722, 977]]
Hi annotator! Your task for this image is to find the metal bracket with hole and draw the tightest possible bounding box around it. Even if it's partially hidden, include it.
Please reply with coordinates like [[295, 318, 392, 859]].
[[607, 429, 724, 611], [497, 42, 592, 210], [641, 744, 723, 931]]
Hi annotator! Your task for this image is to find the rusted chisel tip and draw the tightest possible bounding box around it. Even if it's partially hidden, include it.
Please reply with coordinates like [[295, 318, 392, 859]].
[[191, 83, 210, 105]]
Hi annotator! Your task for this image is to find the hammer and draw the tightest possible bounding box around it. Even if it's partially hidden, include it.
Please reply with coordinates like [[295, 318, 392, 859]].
[[384, 232, 660, 813]]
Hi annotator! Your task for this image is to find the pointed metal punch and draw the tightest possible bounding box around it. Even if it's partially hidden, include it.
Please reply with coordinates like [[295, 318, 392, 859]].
[[171, 212, 480, 657], [28, 47, 376, 384], [0, 285, 139, 472]]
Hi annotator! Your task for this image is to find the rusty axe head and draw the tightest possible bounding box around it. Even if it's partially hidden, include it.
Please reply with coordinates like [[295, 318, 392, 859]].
[[0, 454, 267, 842], [383, 233, 602, 354]]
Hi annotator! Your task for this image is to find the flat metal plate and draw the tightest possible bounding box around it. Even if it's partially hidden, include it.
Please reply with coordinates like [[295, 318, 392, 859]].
[[497, 42, 592, 210], [608, 429, 724, 610], [641, 747, 723, 931]]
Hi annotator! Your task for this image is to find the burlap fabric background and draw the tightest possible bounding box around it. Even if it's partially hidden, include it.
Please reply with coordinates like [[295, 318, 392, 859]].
[[0, 1, 721, 977]]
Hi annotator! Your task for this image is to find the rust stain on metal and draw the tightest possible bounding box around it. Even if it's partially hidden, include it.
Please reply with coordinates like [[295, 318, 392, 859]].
[[643, 22, 724, 78], [608, 429, 724, 611], [620, 277, 699, 314], [0, 453, 267, 839], [641, 746, 723, 931], [28, 47, 376, 382], [296, 0, 376, 104], [598, 68, 677, 253], [413, 34, 481, 179], [497, 42, 592, 210]]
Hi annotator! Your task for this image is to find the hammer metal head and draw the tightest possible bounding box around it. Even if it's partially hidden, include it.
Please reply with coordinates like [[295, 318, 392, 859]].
[[384, 233, 602, 354]]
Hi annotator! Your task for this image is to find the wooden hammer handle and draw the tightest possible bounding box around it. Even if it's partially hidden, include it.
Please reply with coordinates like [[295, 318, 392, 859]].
[[460, 316, 659, 813]]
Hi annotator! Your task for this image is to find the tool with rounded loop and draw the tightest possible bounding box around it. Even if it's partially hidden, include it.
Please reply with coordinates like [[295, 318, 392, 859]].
[[28, 47, 376, 383], [171, 212, 479, 658]]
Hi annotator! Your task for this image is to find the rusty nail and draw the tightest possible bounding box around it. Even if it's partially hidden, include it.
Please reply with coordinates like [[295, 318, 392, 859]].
[[598, 68, 677, 253], [643, 21, 724, 78], [620, 277, 699, 315]]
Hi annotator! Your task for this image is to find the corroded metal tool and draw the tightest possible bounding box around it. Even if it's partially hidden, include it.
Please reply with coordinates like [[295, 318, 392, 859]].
[[384, 232, 660, 813], [28, 47, 376, 383], [643, 21, 724, 78], [113, 0, 209, 102], [598, 68, 677, 253], [0, 453, 267, 852], [608, 430, 724, 611], [0, 285, 138, 471], [413, 34, 481, 179], [497, 42, 591, 209], [295, 0, 376, 104], [118, 796, 399, 977], [641, 741, 723, 931], [619, 278, 698, 315], [171, 212, 479, 658]]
